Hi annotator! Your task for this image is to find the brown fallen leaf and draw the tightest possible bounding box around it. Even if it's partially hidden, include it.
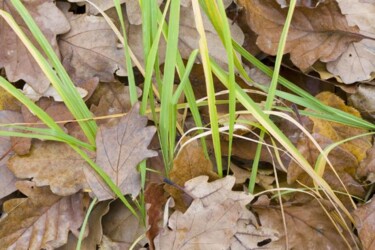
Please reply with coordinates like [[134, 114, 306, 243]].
[[145, 183, 168, 250], [0, 181, 87, 249], [0, 0, 70, 94], [178, 5, 244, 68], [8, 140, 91, 196], [165, 137, 219, 211], [0, 110, 24, 199], [253, 198, 358, 249], [276, 0, 325, 8], [85, 103, 157, 200], [101, 199, 146, 249], [311, 92, 372, 162], [237, 0, 360, 71], [352, 198, 375, 250], [349, 84, 375, 123], [59, 14, 128, 82], [357, 144, 375, 183], [156, 176, 278, 249], [89, 81, 141, 125], [325, 0, 375, 83]]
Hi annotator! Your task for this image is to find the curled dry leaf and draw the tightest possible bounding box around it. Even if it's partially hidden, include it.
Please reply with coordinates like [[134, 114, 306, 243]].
[[164, 137, 219, 211], [0, 181, 87, 249], [253, 199, 358, 249], [8, 140, 91, 196], [237, 0, 360, 71], [59, 14, 127, 82], [85, 103, 157, 200], [352, 198, 375, 250], [0, 0, 70, 94], [0, 110, 23, 199]]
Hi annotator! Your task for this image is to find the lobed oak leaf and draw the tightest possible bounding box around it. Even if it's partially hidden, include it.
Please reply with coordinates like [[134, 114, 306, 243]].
[[164, 138, 219, 211], [155, 176, 277, 249], [0, 181, 87, 249], [357, 144, 375, 183], [8, 140, 91, 196], [0, 0, 70, 94], [85, 103, 157, 201], [352, 198, 375, 250], [253, 199, 358, 249], [237, 0, 360, 71], [325, 0, 375, 83], [59, 14, 128, 82]]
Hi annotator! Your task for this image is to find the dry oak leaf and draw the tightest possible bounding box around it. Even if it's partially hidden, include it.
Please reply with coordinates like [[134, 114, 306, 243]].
[[59, 14, 127, 82], [178, 5, 244, 68], [287, 133, 366, 199], [357, 144, 375, 183], [237, 0, 360, 71], [8, 140, 91, 196], [0, 110, 23, 200], [101, 199, 146, 249], [253, 199, 358, 249], [325, 0, 375, 83], [311, 92, 372, 162], [84, 103, 157, 201], [155, 176, 249, 250], [352, 198, 375, 250], [349, 84, 375, 123], [0, 181, 86, 250], [0, 0, 70, 94], [165, 137, 219, 211]]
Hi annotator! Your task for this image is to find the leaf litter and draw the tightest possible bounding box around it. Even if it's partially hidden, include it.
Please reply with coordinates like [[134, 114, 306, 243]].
[[0, 0, 375, 249]]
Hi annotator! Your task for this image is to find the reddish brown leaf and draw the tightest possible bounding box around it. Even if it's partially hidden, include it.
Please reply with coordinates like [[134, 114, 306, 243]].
[[8, 140, 91, 196], [165, 138, 219, 211], [237, 0, 360, 71], [0, 0, 70, 93], [352, 198, 375, 250], [0, 181, 86, 249], [85, 103, 157, 200], [145, 183, 168, 249]]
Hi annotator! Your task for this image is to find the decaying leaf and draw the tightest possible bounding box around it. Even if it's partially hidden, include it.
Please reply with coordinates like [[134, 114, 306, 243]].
[[178, 5, 244, 67], [0, 0, 70, 93], [59, 14, 127, 82], [145, 183, 168, 249], [325, 0, 375, 83], [311, 92, 372, 162], [8, 140, 91, 196], [0, 110, 24, 199], [352, 198, 375, 250], [89, 81, 141, 124], [85, 103, 157, 200], [22, 83, 88, 102], [0, 181, 86, 249], [253, 199, 358, 249], [155, 176, 249, 250], [156, 176, 278, 249], [165, 138, 219, 211], [357, 144, 375, 183], [288, 92, 371, 200], [349, 84, 375, 122], [101, 199, 146, 249], [237, 0, 360, 71]]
